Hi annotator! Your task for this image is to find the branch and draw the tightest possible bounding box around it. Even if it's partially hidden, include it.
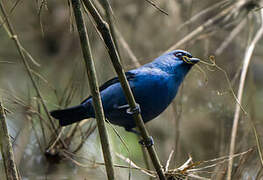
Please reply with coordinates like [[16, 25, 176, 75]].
[[99, 1, 152, 174], [81, 0, 166, 179], [144, 0, 168, 16], [0, 102, 20, 180], [99, 0, 120, 56], [166, 0, 248, 52], [0, 1, 65, 147], [71, 0, 115, 179], [227, 9, 263, 180]]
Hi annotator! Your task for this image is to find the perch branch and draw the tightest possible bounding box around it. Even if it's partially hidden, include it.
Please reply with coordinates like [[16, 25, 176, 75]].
[[71, 0, 115, 179], [82, 0, 166, 179]]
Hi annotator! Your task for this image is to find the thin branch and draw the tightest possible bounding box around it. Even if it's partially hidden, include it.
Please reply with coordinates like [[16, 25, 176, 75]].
[[71, 0, 115, 179], [0, 102, 20, 180], [99, 0, 120, 56], [144, 0, 168, 16], [177, 0, 229, 30], [13, 109, 33, 165], [227, 9, 263, 180], [215, 18, 247, 55], [115, 27, 141, 68], [63, 150, 154, 173], [166, 0, 248, 52], [0, 1, 65, 147], [165, 150, 174, 172], [116, 153, 156, 177], [82, 1, 166, 179]]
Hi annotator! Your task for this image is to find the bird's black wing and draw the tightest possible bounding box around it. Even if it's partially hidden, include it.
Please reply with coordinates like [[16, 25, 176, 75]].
[[81, 72, 136, 104]]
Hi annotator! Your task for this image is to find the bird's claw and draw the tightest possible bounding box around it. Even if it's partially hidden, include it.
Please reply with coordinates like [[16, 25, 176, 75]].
[[126, 103, 141, 115], [139, 136, 154, 147]]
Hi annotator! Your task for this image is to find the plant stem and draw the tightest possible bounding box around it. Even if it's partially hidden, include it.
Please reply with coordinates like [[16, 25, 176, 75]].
[[227, 9, 263, 180], [71, 0, 115, 179], [82, 0, 165, 179], [0, 1, 65, 147], [99, 0, 120, 57], [0, 102, 20, 180]]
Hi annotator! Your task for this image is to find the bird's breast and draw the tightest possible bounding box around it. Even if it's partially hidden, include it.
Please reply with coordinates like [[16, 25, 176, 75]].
[[130, 74, 178, 122]]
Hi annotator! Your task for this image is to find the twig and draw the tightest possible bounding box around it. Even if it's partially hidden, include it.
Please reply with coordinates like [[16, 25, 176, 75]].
[[115, 27, 141, 68], [227, 9, 263, 180], [82, 1, 166, 179], [116, 153, 156, 177], [63, 150, 154, 173], [71, 0, 115, 179], [177, 0, 229, 30], [0, 1, 65, 147], [13, 109, 33, 165], [72, 123, 96, 153], [47, 127, 64, 151], [215, 18, 247, 55], [105, 119, 132, 179], [144, 0, 168, 16], [166, 0, 247, 52], [165, 150, 174, 172], [0, 101, 20, 180], [99, 0, 120, 56]]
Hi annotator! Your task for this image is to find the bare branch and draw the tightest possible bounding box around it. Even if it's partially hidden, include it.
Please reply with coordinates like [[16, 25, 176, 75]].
[[227, 9, 263, 180]]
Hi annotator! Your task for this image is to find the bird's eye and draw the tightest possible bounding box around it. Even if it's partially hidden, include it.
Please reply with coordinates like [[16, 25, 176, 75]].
[[174, 52, 183, 58], [173, 51, 193, 60]]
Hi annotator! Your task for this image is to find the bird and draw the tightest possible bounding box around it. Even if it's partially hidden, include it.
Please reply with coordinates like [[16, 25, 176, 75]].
[[50, 50, 199, 134]]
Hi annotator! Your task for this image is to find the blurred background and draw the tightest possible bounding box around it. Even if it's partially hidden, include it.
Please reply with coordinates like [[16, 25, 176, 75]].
[[0, 0, 263, 179]]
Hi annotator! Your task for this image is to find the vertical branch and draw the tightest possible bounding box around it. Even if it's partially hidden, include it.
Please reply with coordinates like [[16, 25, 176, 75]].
[[0, 102, 20, 180], [227, 9, 263, 180], [71, 0, 115, 179], [99, 0, 120, 56], [82, 1, 166, 179], [98, 1, 152, 174]]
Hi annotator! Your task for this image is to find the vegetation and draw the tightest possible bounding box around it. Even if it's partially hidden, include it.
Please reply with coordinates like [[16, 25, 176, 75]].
[[0, 0, 263, 179]]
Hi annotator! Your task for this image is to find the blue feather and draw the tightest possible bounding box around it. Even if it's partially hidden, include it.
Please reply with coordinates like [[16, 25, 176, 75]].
[[50, 50, 199, 131]]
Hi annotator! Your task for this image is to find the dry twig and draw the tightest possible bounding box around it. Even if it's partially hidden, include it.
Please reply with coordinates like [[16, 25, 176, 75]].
[[227, 9, 263, 180]]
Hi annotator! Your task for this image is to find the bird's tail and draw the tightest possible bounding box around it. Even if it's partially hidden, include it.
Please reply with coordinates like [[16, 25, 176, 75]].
[[50, 104, 89, 126]]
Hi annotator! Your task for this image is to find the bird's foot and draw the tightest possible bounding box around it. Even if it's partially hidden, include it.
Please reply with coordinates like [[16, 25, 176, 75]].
[[125, 128, 154, 147], [139, 136, 154, 147], [126, 103, 141, 115]]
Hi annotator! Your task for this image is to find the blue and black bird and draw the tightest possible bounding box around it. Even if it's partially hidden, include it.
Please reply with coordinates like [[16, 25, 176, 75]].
[[50, 50, 199, 133]]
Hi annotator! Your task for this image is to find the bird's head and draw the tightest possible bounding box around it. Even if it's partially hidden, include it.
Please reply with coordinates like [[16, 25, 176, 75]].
[[169, 49, 200, 65], [150, 49, 200, 75], [152, 49, 200, 75]]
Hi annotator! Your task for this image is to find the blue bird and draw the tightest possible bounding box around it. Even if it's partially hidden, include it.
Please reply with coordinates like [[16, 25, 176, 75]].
[[50, 50, 199, 133]]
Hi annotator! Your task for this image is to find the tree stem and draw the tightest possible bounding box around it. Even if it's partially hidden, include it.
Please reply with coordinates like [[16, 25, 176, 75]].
[[71, 0, 115, 179], [82, 0, 166, 179]]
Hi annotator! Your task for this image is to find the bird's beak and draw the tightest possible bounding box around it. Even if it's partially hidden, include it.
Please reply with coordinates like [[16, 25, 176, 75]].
[[189, 57, 200, 64]]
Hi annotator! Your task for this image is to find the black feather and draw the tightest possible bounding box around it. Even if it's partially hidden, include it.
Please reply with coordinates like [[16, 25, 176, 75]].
[[50, 105, 88, 126]]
